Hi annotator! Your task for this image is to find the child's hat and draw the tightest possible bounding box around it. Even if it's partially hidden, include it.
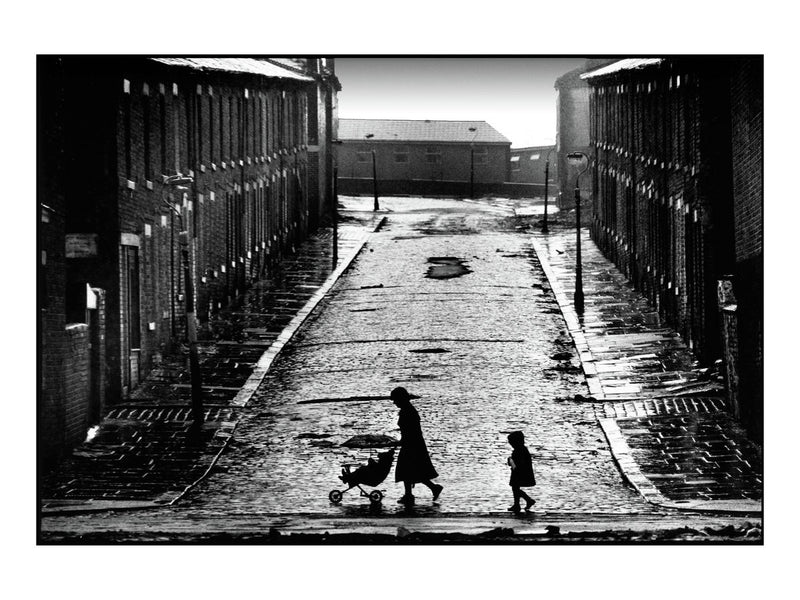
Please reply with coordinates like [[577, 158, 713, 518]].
[[508, 430, 525, 444]]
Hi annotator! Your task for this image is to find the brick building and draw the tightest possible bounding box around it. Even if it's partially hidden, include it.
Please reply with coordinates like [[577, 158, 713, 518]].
[[37, 57, 340, 463], [336, 118, 511, 196], [554, 59, 616, 208], [581, 57, 762, 439], [509, 145, 557, 185]]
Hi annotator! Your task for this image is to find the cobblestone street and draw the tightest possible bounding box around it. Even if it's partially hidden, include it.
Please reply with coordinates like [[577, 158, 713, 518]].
[[180, 196, 660, 516], [39, 195, 762, 540]]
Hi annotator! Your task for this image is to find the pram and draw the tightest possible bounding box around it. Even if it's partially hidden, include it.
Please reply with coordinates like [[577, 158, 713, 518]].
[[329, 448, 395, 505]]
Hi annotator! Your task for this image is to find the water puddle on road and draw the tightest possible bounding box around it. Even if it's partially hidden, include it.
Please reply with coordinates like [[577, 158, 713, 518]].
[[425, 257, 472, 280]]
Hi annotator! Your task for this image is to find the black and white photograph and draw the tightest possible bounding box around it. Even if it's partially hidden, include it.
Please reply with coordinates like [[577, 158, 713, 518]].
[[16, 2, 794, 597], [36, 52, 764, 544]]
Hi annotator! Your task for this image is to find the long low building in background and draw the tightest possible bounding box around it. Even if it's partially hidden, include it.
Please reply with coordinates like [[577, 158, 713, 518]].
[[509, 145, 557, 185], [336, 118, 513, 197]]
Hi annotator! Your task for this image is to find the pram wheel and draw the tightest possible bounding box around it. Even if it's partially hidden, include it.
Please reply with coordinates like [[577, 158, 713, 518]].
[[329, 490, 343, 504], [369, 490, 383, 504]]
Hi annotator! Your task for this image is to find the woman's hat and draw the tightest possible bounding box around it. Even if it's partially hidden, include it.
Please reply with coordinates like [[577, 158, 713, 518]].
[[390, 387, 411, 402]]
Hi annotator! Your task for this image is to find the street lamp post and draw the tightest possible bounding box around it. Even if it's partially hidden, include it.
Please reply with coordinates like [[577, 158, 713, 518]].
[[468, 127, 477, 199], [566, 152, 589, 314], [331, 140, 342, 269], [332, 163, 339, 268], [365, 133, 379, 211], [163, 174, 203, 427], [542, 146, 555, 234]]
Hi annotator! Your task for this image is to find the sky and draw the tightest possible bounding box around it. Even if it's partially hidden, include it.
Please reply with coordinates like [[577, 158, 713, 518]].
[[336, 57, 586, 148]]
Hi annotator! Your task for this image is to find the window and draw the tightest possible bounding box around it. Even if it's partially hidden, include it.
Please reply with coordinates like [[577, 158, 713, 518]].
[[473, 147, 488, 164], [394, 146, 408, 163], [425, 146, 441, 164], [529, 153, 540, 161], [510, 155, 520, 171], [356, 151, 371, 163]]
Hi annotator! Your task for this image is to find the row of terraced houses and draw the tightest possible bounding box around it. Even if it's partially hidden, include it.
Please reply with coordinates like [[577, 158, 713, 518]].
[[38, 57, 341, 464], [556, 57, 763, 441]]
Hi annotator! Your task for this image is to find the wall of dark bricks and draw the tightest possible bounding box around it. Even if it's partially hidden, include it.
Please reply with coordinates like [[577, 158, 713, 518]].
[[584, 57, 762, 438], [63, 324, 91, 448], [336, 141, 510, 185], [729, 58, 763, 442], [39, 57, 69, 467], [337, 177, 545, 199], [509, 146, 557, 185], [39, 57, 337, 462]]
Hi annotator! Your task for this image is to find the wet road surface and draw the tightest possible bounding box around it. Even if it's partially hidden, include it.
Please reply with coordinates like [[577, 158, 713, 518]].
[[177, 196, 664, 517]]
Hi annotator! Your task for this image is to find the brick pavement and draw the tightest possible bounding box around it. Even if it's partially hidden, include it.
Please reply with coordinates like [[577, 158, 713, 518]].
[[530, 224, 762, 514], [40, 218, 381, 513]]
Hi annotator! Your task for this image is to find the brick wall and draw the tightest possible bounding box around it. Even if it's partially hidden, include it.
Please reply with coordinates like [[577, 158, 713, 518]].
[[586, 58, 762, 438], [729, 58, 763, 442], [38, 57, 69, 466], [509, 146, 557, 185], [337, 141, 510, 185], [110, 67, 320, 388], [587, 60, 742, 365], [63, 324, 91, 448], [43, 58, 337, 450]]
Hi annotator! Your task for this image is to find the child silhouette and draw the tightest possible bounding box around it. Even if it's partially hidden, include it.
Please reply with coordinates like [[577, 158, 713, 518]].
[[506, 431, 536, 513]]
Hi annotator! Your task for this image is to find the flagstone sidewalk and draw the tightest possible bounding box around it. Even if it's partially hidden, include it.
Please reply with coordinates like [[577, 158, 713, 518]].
[[40, 218, 383, 514], [531, 226, 762, 514]]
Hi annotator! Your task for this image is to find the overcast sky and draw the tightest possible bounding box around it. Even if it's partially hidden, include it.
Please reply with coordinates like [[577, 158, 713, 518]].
[[336, 57, 586, 148]]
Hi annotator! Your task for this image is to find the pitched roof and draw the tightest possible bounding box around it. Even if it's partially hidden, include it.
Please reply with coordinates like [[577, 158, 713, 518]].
[[554, 59, 618, 88], [581, 58, 664, 80], [337, 119, 511, 144], [511, 144, 555, 153], [149, 58, 314, 81]]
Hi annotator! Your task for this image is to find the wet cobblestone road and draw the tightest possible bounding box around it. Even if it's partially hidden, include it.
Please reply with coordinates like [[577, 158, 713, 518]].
[[180, 197, 664, 516]]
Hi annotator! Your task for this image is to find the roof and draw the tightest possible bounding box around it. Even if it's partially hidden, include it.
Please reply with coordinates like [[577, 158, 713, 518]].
[[149, 58, 314, 82], [554, 59, 618, 88], [337, 119, 511, 144], [511, 144, 555, 153], [581, 58, 664, 80]]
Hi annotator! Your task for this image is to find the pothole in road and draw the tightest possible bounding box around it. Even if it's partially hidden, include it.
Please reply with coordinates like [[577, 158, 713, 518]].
[[425, 257, 472, 280]]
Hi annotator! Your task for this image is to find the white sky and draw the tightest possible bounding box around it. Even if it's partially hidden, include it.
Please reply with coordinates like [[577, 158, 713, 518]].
[[336, 57, 586, 148]]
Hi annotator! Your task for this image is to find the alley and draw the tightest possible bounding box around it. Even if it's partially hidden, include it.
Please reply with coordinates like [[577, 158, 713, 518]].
[[178, 196, 659, 516]]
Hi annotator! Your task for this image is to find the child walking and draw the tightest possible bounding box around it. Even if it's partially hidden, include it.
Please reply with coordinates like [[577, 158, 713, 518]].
[[506, 431, 536, 513]]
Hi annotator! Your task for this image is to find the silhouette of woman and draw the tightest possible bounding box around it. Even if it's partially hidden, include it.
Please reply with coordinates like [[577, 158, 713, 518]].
[[391, 387, 443, 505]]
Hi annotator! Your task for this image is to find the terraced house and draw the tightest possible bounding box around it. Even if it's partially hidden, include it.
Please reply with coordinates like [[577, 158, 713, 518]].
[[580, 57, 762, 440], [38, 57, 340, 463]]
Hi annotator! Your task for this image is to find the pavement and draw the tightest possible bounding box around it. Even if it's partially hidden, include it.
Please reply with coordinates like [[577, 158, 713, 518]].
[[531, 226, 762, 514], [40, 216, 384, 513], [39, 195, 762, 540]]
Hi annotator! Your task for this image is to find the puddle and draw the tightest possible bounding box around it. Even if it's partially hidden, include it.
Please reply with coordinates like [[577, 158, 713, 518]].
[[425, 257, 472, 280]]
